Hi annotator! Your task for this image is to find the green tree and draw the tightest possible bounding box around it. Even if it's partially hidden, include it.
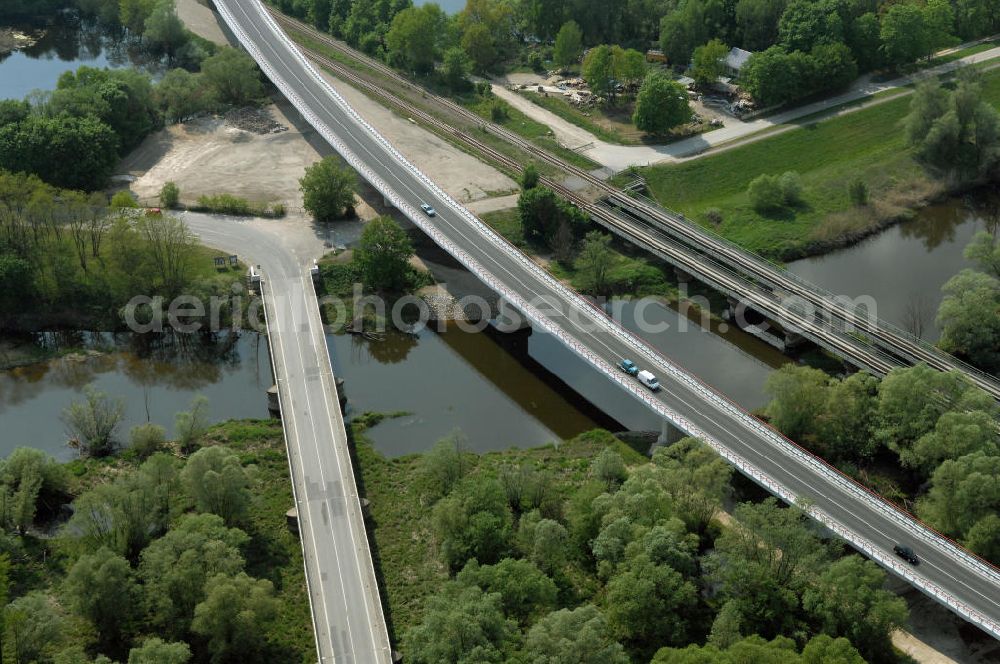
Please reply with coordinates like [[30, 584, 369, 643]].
[[300, 156, 357, 222], [523, 605, 628, 664], [658, 0, 727, 65], [442, 47, 471, 90], [964, 513, 1000, 562], [880, 3, 928, 68], [431, 476, 512, 571], [61, 386, 125, 457], [420, 433, 470, 500], [191, 572, 277, 662], [923, 0, 958, 57], [811, 42, 858, 92], [69, 454, 176, 561], [848, 12, 883, 71], [181, 445, 252, 525], [907, 409, 998, 476], [919, 451, 1000, 539], [174, 395, 210, 453], [155, 68, 210, 123], [778, 0, 843, 52], [765, 364, 829, 440], [462, 22, 497, 74], [803, 556, 908, 660], [605, 552, 698, 646], [144, 0, 188, 55], [521, 163, 540, 191], [817, 372, 879, 462], [735, 0, 786, 51], [159, 181, 181, 209], [936, 270, 1000, 373], [139, 513, 248, 636], [615, 48, 647, 90], [591, 446, 626, 490], [404, 584, 515, 664], [63, 547, 139, 651], [553, 20, 583, 68], [5, 592, 64, 664], [128, 638, 191, 664], [708, 600, 744, 649], [633, 72, 692, 134], [120, 0, 157, 33], [386, 4, 447, 73], [576, 231, 614, 294], [0, 114, 120, 190], [691, 39, 729, 87], [650, 437, 731, 532], [801, 635, 866, 664], [53, 67, 157, 153], [706, 498, 831, 636], [0, 448, 67, 533], [457, 558, 557, 624], [583, 45, 615, 98], [747, 173, 785, 213], [354, 216, 415, 291], [129, 422, 167, 459], [876, 365, 977, 453], [201, 48, 264, 107], [965, 231, 1000, 278]]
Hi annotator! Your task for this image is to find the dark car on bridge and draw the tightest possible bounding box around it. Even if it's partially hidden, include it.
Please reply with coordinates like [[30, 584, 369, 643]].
[[619, 359, 639, 376], [893, 544, 919, 565]]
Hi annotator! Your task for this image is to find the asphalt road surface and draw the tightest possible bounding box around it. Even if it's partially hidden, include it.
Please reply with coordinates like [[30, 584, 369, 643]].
[[214, 0, 1000, 645], [183, 212, 392, 663]]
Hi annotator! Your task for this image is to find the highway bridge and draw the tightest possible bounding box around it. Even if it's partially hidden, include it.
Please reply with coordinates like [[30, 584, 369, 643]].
[[266, 11, 1000, 402], [213, 0, 1000, 655]]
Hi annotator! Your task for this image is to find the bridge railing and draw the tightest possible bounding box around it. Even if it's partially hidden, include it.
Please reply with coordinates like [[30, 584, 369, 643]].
[[221, 0, 1000, 640], [617, 190, 1000, 392]]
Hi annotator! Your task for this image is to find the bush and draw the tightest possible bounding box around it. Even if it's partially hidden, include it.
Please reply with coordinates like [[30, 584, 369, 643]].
[[703, 207, 723, 225], [747, 174, 785, 214], [111, 191, 139, 209], [129, 423, 167, 459], [778, 171, 804, 206], [192, 194, 284, 218], [160, 182, 181, 209], [848, 179, 869, 206], [490, 99, 510, 122], [528, 51, 544, 72]]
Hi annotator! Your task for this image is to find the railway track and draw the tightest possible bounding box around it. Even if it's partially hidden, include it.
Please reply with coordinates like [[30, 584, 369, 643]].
[[271, 9, 1000, 400]]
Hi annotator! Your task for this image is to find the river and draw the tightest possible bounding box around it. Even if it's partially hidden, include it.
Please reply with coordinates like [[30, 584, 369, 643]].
[[0, 11, 990, 462], [788, 192, 998, 342], [0, 12, 162, 101]]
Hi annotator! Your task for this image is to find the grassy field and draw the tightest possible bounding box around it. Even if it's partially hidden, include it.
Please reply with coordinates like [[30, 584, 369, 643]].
[[635, 67, 1000, 260], [521, 92, 643, 144], [351, 420, 645, 639]]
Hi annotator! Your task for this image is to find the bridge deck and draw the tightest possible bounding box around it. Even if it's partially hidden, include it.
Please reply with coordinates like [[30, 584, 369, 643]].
[[262, 268, 391, 664]]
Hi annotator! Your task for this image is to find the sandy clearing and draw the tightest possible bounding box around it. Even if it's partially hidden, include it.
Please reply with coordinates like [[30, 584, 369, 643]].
[[122, 104, 324, 211], [176, 0, 228, 46], [316, 68, 517, 203]]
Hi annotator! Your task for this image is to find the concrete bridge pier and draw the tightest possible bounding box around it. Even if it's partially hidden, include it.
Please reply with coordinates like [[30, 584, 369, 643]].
[[648, 419, 686, 456], [674, 266, 694, 283]]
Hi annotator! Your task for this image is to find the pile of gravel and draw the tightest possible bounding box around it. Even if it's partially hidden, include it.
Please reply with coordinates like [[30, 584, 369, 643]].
[[421, 293, 500, 322], [224, 107, 289, 134]]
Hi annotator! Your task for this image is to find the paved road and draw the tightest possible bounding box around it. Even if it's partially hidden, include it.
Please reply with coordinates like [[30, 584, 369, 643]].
[[215, 0, 1000, 644], [182, 212, 392, 664]]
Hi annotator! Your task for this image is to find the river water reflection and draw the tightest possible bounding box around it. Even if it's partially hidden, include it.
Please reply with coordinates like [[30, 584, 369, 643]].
[[788, 191, 999, 341]]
